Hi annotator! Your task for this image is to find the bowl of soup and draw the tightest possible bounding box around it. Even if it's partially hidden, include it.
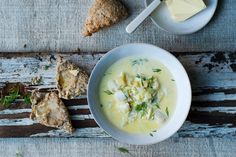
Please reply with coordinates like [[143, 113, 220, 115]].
[[87, 43, 191, 145]]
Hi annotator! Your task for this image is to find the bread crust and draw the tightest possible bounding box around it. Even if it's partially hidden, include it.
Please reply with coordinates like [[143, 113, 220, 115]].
[[56, 57, 88, 99], [83, 0, 129, 36], [30, 90, 74, 133]]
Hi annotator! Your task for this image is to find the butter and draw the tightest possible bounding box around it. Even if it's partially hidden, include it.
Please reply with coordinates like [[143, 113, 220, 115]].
[[166, 0, 206, 22]]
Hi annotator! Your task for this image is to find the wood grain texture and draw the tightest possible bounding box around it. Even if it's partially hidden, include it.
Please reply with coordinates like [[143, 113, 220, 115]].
[[0, 0, 235, 52], [0, 52, 235, 138]]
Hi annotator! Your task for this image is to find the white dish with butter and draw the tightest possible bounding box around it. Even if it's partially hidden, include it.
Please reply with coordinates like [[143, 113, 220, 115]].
[[145, 0, 218, 34], [88, 43, 192, 145]]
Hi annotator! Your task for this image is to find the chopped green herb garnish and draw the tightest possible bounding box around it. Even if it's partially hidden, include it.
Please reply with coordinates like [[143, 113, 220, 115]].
[[165, 107, 169, 116], [117, 147, 129, 154], [155, 103, 160, 109], [131, 58, 148, 66], [149, 133, 154, 137], [151, 96, 157, 103], [100, 104, 103, 108], [136, 74, 146, 79], [148, 76, 154, 81], [23, 94, 31, 105], [43, 65, 50, 70], [171, 79, 175, 81], [136, 74, 147, 87], [104, 90, 113, 95], [152, 130, 157, 132], [16, 151, 23, 157], [135, 102, 147, 112], [0, 90, 20, 107], [152, 68, 162, 73], [123, 91, 129, 100], [135, 102, 148, 117], [136, 74, 141, 79]]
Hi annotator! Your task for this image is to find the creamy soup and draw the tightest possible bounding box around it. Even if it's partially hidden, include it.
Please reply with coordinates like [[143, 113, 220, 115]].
[[99, 56, 177, 134]]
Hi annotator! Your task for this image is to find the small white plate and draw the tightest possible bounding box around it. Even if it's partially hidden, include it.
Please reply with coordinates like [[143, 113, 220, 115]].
[[145, 0, 218, 34]]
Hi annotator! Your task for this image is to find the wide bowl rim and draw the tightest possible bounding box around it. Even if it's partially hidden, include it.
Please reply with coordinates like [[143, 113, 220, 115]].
[[87, 43, 192, 145]]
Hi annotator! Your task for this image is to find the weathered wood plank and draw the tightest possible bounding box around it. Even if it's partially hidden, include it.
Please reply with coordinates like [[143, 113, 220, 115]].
[[0, 103, 235, 138], [0, 52, 235, 138], [0, 124, 54, 137], [1, 52, 235, 90], [0, 106, 234, 138], [0, 112, 30, 119]]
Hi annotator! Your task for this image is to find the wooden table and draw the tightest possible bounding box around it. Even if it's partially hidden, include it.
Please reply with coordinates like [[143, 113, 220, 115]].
[[0, 51, 235, 138], [0, 0, 236, 156]]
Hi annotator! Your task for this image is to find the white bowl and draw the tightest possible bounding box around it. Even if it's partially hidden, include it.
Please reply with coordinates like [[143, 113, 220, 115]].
[[87, 43, 191, 145]]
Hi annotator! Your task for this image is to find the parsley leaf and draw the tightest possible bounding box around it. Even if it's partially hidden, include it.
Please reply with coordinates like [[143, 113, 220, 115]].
[[117, 147, 129, 154], [104, 90, 113, 95], [155, 103, 160, 109], [135, 102, 148, 117], [131, 58, 148, 66], [23, 94, 31, 105], [43, 65, 51, 70], [152, 68, 162, 73], [15, 151, 23, 157], [135, 102, 147, 112], [165, 107, 169, 117], [0, 90, 20, 107]]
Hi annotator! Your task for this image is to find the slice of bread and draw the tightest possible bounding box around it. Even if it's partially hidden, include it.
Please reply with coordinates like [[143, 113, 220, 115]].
[[56, 57, 88, 99], [83, 0, 128, 36], [30, 90, 74, 133]]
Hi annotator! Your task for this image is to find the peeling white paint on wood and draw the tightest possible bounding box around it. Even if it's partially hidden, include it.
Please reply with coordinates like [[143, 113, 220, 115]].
[[0, 109, 31, 115], [193, 93, 236, 101], [70, 114, 94, 120], [0, 118, 36, 126], [177, 121, 236, 138], [0, 57, 56, 85], [0, 52, 236, 138], [67, 105, 89, 110], [191, 107, 236, 114], [28, 85, 57, 90], [74, 95, 87, 99], [1, 53, 236, 91], [29, 121, 236, 138], [30, 127, 109, 138]]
